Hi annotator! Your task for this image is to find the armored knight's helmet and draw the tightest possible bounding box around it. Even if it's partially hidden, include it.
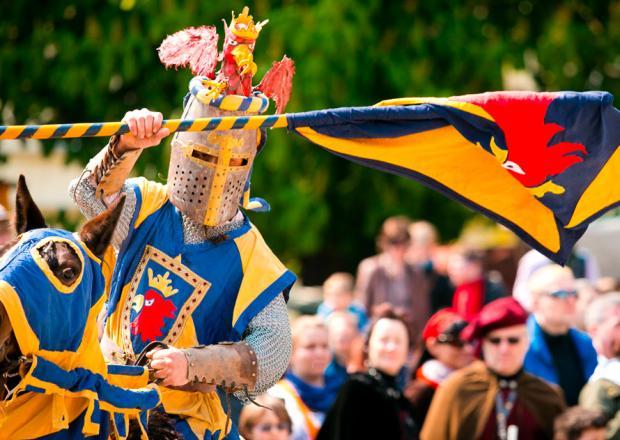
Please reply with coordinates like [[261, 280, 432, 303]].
[[167, 82, 269, 226], [159, 7, 294, 226]]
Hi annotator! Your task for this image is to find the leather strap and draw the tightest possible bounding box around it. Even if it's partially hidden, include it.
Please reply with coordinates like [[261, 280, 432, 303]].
[[91, 136, 143, 200]]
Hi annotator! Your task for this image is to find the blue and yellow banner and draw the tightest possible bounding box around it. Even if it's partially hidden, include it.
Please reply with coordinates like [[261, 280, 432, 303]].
[[286, 91, 620, 264]]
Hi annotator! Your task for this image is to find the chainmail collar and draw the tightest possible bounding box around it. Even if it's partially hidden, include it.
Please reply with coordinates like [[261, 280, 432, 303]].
[[182, 210, 245, 244]]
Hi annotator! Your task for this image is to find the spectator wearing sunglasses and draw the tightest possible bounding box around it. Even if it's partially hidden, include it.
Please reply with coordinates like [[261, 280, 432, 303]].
[[524, 265, 598, 406], [421, 297, 565, 440], [405, 309, 473, 427], [239, 394, 292, 440]]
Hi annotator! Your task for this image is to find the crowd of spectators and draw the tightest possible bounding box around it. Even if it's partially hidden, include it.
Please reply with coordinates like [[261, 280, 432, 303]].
[[235, 215, 619, 439]]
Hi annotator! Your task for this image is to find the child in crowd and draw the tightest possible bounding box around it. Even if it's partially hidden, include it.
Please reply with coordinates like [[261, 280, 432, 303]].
[[317, 272, 367, 331], [324, 311, 362, 391], [239, 394, 292, 440]]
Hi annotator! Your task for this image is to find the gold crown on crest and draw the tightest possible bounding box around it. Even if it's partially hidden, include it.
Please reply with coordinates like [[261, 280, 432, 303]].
[[229, 6, 268, 40], [147, 268, 179, 298]]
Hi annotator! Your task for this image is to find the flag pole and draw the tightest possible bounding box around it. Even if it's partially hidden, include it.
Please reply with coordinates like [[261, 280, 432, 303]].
[[0, 114, 290, 140]]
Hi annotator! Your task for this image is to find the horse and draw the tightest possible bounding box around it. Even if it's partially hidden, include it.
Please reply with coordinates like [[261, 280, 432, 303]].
[[0, 175, 160, 439]]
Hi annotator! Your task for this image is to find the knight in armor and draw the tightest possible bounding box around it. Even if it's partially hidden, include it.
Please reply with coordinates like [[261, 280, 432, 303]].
[[70, 7, 295, 439]]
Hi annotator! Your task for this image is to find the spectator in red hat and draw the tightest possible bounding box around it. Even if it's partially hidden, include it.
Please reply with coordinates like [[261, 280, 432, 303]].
[[405, 309, 473, 427], [421, 297, 565, 440]]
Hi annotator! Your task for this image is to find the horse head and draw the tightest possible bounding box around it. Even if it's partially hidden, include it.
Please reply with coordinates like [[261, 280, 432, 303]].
[[0, 175, 124, 399]]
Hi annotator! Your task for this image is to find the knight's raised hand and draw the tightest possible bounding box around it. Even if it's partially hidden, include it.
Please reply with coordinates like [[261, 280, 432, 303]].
[[116, 108, 170, 154]]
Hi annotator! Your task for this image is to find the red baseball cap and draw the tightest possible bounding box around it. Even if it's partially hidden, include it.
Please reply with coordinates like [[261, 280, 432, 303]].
[[422, 309, 467, 342]]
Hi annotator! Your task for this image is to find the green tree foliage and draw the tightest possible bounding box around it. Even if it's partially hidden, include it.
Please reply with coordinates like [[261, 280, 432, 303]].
[[2, 0, 620, 282]]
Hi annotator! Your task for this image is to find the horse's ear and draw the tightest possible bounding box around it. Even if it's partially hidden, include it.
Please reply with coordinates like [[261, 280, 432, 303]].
[[15, 175, 47, 234], [79, 195, 126, 260]]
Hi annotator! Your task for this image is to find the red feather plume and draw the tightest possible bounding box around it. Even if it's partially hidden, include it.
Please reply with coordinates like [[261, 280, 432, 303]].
[[256, 56, 295, 114], [157, 26, 220, 79]]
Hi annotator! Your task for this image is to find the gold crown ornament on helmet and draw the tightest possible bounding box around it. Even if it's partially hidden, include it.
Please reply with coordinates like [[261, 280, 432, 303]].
[[228, 6, 268, 41]]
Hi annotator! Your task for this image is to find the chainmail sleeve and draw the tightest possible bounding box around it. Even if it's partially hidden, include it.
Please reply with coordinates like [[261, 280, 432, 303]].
[[236, 293, 291, 399]]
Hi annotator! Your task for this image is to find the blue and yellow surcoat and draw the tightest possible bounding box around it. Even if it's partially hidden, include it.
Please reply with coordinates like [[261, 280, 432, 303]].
[[104, 178, 296, 439], [0, 229, 160, 439]]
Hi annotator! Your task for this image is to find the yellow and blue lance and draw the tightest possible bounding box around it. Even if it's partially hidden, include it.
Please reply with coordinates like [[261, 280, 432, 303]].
[[0, 113, 289, 140]]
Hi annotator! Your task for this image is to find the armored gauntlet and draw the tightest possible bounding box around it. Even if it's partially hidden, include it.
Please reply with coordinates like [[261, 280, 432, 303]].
[[182, 341, 258, 393]]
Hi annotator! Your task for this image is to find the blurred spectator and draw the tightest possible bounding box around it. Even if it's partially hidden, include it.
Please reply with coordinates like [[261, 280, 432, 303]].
[[407, 220, 439, 270], [422, 297, 565, 440], [317, 273, 367, 331], [0, 204, 13, 247], [554, 407, 607, 440], [446, 248, 506, 321], [317, 309, 419, 440], [579, 293, 620, 439], [239, 394, 292, 440], [575, 279, 599, 331], [594, 277, 619, 295], [405, 309, 472, 427], [407, 220, 454, 313], [269, 316, 336, 440], [513, 249, 600, 311], [355, 216, 431, 352], [431, 244, 454, 276], [525, 265, 598, 406], [324, 311, 361, 392]]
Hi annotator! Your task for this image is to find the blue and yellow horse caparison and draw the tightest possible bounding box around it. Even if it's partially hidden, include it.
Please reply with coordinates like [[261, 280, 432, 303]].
[[0, 176, 161, 440]]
